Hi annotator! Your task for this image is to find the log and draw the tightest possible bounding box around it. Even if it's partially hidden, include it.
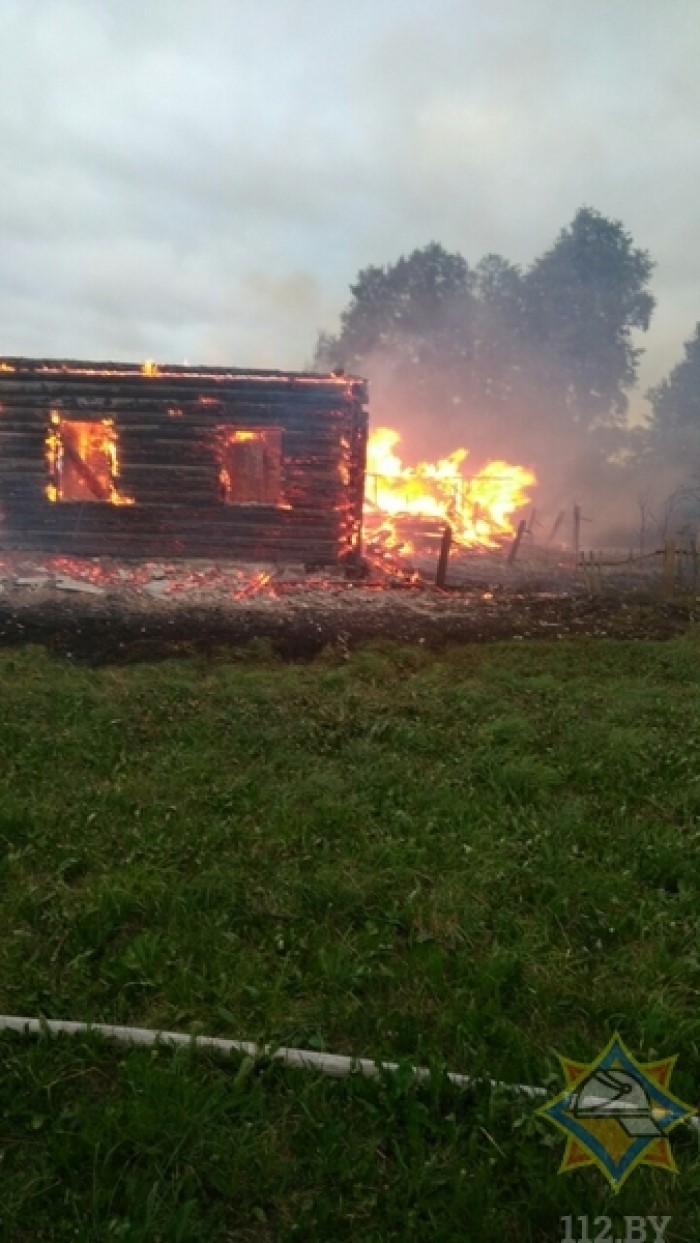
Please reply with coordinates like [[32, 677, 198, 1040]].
[[0, 356, 367, 397]]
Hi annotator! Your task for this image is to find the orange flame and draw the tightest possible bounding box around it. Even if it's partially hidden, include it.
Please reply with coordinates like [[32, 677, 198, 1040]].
[[45, 414, 134, 505], [365, 427, 535, 550]]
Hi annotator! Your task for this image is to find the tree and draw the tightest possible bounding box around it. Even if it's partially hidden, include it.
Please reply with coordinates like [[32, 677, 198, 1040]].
[[638, 324, 700, 532], [314, 244, 536, 454], [647, 323, 700, 455], [523, 207, 655, 428], [314, 242, 475, 371], [314, 243, 482, 448], [469, 254, 528, 419], [313, 210, 656, 468]]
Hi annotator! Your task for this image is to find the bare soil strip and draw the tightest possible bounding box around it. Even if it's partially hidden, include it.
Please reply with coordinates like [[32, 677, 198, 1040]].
[[0, 584, 695, 663]]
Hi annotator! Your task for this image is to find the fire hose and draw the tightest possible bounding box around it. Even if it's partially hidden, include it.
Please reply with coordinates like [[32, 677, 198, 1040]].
[[0, 1014, 697, 1130]]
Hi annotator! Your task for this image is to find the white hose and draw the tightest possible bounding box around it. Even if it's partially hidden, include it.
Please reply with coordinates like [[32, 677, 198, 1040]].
[[0, 1015, 696, 1130], [0, 1014, 522, 1092], [0, 1014, 544, 1094]]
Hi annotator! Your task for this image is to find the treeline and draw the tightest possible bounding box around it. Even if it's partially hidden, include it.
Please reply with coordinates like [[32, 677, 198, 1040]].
[[314, 208, 700, 539]]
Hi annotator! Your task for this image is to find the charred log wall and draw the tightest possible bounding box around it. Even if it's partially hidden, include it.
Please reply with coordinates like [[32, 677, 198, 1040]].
[[0, 360, 369, 563]]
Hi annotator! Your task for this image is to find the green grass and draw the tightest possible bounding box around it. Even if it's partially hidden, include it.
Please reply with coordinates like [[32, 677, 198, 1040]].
[[0, 637, 699, 1240]]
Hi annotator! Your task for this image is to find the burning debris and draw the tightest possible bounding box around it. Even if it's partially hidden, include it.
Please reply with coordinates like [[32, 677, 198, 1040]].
[[363, 426, 536, 570], [0, 552, 352, 603]]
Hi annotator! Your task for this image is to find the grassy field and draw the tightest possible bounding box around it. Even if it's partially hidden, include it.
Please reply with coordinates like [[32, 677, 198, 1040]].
[[0, 636, 699, 1241]]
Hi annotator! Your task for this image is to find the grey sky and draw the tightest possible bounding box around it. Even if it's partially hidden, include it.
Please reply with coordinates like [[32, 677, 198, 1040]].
[[1, 0, 698, 420]]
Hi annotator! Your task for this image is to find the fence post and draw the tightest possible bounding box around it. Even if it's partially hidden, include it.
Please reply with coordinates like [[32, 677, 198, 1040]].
[[585, 550, 600, 597], [548, 510, 565, 543], [573, 504, 581, 563], [507, 519, 527, 566], [436, 523, 453, 589], [662, 538, 677, 598]]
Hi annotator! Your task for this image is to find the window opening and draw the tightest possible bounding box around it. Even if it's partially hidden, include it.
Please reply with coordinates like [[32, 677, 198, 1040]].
[[46, 414, 132, 504], [217, 427, 283, 505]]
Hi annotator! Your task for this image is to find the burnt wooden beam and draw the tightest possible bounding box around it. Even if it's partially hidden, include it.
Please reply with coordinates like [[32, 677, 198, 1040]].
[[59, 434, 112, 501], [435, 524, 453, 588]]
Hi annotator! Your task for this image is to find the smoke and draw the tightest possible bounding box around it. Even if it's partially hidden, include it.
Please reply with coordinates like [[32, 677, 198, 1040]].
[[345, 334, 696, 551]]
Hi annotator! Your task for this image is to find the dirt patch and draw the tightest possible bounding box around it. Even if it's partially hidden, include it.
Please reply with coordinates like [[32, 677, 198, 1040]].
[[0, 582, 696, 664]]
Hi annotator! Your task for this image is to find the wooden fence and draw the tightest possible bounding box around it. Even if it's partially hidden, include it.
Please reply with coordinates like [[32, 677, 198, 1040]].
[[577, 538, 699, 598]]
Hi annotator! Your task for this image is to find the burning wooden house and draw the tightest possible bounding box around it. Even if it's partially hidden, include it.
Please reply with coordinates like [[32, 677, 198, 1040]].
[[0, 358, 368, 564]]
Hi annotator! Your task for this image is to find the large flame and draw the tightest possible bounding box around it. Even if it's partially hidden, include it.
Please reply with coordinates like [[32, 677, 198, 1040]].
[[365, 427, 535, 551]]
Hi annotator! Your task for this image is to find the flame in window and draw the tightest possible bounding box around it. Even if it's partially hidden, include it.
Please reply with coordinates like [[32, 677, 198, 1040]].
[[45, 414, 134, 504]]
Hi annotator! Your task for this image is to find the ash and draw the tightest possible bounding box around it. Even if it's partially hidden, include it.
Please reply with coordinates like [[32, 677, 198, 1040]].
[[0, 551, 692, 663]]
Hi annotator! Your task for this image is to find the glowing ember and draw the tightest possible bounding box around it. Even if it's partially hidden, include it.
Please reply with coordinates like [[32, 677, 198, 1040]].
[[0, 553, 294, 601], [365, 427, 535, 551], [232, 571, 274, 600]]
